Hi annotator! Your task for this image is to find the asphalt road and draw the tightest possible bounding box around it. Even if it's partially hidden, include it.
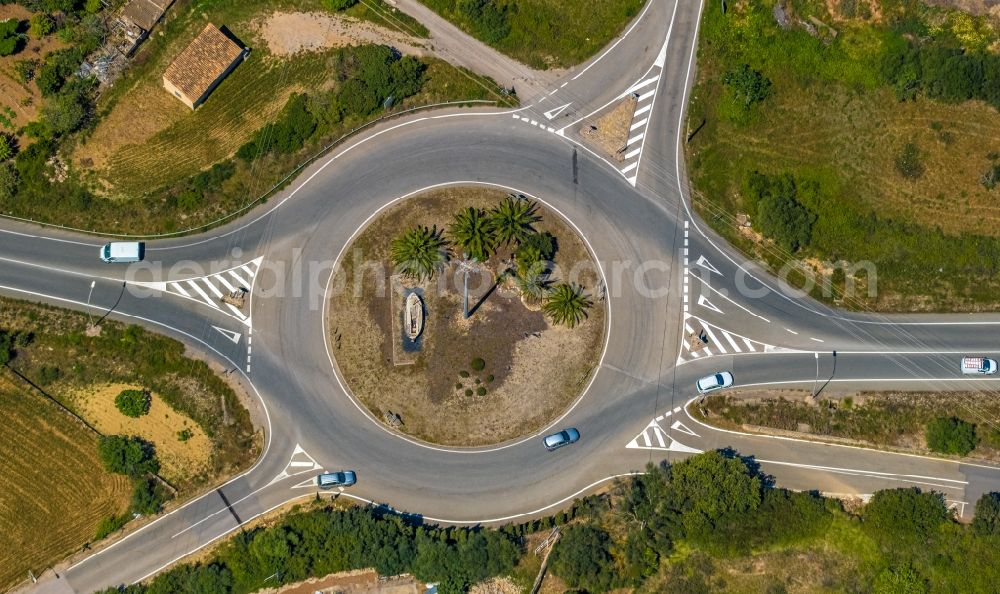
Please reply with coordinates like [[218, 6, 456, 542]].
[[7, 0, 1000, 591]]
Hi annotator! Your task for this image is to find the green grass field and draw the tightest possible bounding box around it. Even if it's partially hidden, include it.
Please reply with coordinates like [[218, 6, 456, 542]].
[[0, 375, 131, 591], [686, 0, 1000, 311], [418, 0, 646, 69]]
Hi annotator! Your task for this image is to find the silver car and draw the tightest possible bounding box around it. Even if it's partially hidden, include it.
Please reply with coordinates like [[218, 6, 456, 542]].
[[543, 428, 580, 451], [696, 371, 734, 394]]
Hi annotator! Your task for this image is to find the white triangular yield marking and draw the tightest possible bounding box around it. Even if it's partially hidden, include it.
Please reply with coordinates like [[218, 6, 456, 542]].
[[697, 294, 722, 314], [670, 420, 699, 437], [543, 102, 571, 120], [268, 444, 321, 486], [695, 255, 720, 275], [212, 326, 242, 344]]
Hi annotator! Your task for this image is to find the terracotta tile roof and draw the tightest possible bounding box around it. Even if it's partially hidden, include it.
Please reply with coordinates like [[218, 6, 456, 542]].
[[121, 0, 172, 31], [163, 23, 244, 101]]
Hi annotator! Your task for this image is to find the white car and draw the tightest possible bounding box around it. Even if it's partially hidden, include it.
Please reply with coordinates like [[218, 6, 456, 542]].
[[696, 371, 734, 394], [961, 357, 998, 375]]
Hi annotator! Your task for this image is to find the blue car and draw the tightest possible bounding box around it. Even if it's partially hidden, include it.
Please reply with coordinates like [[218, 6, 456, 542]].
[[543, 428, 580, 451], [316, 471, 356, 488]]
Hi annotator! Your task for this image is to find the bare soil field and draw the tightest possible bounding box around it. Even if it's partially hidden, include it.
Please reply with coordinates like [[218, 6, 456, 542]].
[[0, 4, 67, 144], [70, 383, 213, 484], [0, 374, 131, 591], [254, 11, 428, 58], [329, 186, 606, 446]]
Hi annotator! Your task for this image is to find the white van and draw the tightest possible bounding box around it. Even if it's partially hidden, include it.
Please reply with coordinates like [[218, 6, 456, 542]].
[[100, 241, 144, 263], [961, 357, 997, 375]]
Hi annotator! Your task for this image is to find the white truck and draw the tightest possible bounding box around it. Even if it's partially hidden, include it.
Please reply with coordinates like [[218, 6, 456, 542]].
[[961, 357, 997, 375], [99, 241, 144, 263]]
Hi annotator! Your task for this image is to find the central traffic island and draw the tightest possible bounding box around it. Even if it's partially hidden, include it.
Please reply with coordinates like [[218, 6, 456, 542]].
[[327, 185, 607, 446]]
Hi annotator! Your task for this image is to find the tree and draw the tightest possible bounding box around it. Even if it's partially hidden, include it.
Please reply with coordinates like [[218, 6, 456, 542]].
[[542, 282, 592, 328], [972, 492, 1000, 536], [872, 565, 927, 594], [29, 13, 55, 38], [391, 225, 449, 280], [723, 64, 772, 109], [925, 417, 978, 456], [449, 207, 495, 262], [670, 450, 763, 542], [515, 231, 555, 274], [514, 272, 550, 302], [115, 389, 151, 418], [490, 196, 540, 248], [548, 524, 617, 593], [97, 435, 160, 478], [0, 18, 22, 57], [862, 488, 950, 543]]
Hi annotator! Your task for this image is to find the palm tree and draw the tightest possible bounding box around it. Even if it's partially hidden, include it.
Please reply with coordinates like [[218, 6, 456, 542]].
[[543, 283, 593, 328], [515, 272, 551, 303], [490, 196, 540, 247], [390, 225, 449, 281], [449, 207, 495, 262]]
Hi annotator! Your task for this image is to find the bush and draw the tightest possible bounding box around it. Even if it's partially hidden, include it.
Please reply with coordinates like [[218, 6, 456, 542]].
[[94, 514, 129, 540], [454, 382, 462, 390], [29, 13, 54, 37], [130, 477, 168, 515], [97, 435, 160, 478], [895, 142, 924, 180], [177, 428, 193, 442], [723, 63, 773, 110], [0, 134, 15, 161], [459, 370, 470, 378], [972, 492, 1000, 537], [862, 488, 950, 543], [324, 0, 358, 9], [872, 565, 927, 594], [476, 387, 486, 396], [925, 417, 977, 455], [0, 162, 16, 203], [486, 374, 494, 383], [458, 0, 510, 44], [115, 389, 150, 418], [742, 171, 815, 253], [13, 58, 36, 82], [464, 388, 473, 396], [470, 357, 485, 371]]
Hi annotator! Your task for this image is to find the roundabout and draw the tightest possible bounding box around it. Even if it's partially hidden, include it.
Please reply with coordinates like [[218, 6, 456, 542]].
[[8, 0, 1000, 590], [325, 185, 608, 446]]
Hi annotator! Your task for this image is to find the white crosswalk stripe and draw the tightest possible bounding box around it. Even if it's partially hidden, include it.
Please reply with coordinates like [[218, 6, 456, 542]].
[[626, 416, 702, 453], [678, 313, 791, 363], [144, 256, 263, 327], [616, 67, 663, 187]]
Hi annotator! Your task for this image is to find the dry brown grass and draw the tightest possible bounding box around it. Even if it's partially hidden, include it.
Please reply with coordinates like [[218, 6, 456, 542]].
[[701, 82, 1000, 237], [329, 186, 606, 446], [0, 374, 131, 591], [69, 383, 213, 484]]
